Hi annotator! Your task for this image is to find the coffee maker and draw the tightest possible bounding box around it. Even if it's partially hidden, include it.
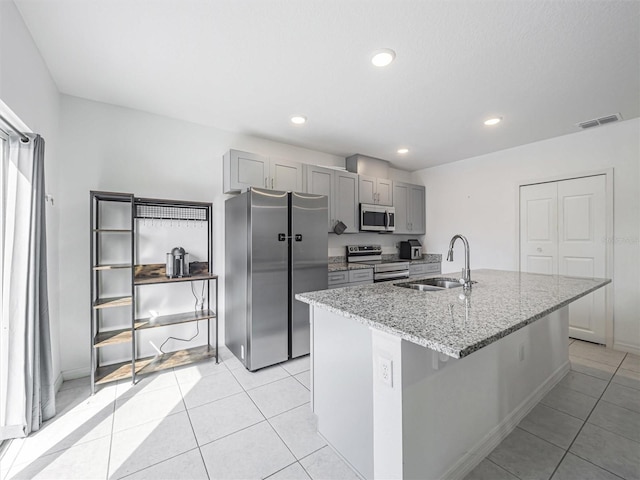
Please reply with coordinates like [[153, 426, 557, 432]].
[[399, 239, 423, 260], [166, 246, 190, 278]]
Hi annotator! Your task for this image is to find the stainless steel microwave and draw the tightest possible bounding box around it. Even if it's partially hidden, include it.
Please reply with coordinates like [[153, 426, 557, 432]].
[[360, 204, 395, 232]]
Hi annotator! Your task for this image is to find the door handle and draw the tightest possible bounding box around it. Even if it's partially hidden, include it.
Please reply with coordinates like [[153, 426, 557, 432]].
[[265, 177, 268, 188], [271, 178, 274, 189]]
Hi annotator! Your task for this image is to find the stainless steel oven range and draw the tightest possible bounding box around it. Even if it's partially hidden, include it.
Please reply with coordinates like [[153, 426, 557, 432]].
[[346, 244, 410, 282]]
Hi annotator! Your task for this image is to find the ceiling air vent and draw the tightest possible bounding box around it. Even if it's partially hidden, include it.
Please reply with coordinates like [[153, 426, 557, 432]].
[[577, 113, 623, 130]]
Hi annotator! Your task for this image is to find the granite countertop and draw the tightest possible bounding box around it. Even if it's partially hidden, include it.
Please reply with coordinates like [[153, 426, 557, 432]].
[[328, 254, 442, 272], [296, 269, 610, 359]]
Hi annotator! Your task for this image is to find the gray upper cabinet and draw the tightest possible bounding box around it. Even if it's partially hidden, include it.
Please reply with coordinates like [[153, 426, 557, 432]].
[[306, 165, 334, 231], [224, 149, 303, 193], [305, 166, 359, 233], [270, 157, 304, 192], [393, 181, 426, 234], [358, 175, 393, 206], [224, 150, 269, 192], [334, 170, 359, 233]]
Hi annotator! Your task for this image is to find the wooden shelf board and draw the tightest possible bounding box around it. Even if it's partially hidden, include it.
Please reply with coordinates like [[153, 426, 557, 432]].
[[95, 360, 148, 385], [95, 345, 217, 385], [134, 263, 217, 285], [94, 329, 131, 347], [93, 322, 145, 347], [93, 263, 132, 271], [135, 273, 218, 285], [93, 296, 132, 309], [136, 309, 216, 330]]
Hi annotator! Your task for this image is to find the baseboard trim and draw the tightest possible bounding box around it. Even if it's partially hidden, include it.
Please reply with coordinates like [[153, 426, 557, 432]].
[[62, 366, 91, 381], [443, 360, 570, 480], [613, 342, 640, 356], [54, 372, 64, 394]]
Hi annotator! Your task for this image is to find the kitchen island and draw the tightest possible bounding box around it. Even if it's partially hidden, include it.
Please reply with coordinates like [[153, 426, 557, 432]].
[[296, 269, 610, 480]]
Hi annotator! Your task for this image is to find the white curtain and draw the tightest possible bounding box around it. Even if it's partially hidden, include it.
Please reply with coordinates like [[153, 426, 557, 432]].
[[0, 134, 55, 440]]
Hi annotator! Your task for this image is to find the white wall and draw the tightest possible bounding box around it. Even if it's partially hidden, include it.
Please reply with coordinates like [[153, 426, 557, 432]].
[[58, 95, 355, 378], [416, 119, 640, 353], [0, 1, 62, 386]]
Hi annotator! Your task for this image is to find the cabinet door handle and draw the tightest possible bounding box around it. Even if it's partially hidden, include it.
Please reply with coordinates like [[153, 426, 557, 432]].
[[271, 178, 274, 189], [265, 177, 268, 188]]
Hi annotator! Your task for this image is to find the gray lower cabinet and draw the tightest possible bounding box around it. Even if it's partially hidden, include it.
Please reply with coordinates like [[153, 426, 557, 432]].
[[409, 262, 441, 277], [305, 165, 359, 233], [393, 181, 426, 234], [328, 268, 373, 288]]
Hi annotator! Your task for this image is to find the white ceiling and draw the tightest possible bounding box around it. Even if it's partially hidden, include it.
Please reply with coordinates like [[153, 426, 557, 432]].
[[14, 0, 640, 171]]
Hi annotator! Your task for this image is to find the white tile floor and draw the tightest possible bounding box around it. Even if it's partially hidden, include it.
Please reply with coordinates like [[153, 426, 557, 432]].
[[1, 348, 357, 480], [1, 340, 639, 480], [465, 339, 640, 480]]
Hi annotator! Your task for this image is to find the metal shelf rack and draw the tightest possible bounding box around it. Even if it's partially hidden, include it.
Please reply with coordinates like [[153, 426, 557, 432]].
[[90, 191, 218, 394]]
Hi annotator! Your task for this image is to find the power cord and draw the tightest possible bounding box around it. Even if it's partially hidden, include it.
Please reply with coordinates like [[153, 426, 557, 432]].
[[158, 281, 206, 354]]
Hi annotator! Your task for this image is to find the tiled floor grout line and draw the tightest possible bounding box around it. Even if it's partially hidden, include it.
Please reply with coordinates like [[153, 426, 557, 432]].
[[195, 418, 266, 449], [172, 360, 269, 455], [262, 459, 301, 479], [539, 394, 600, 423], [104, 392, 117, 480], [116, 448, 203, 480], [485, 457, 524, 480], [237, 370, 303, 469], [546, 352, 628, 480], [109, 365, 228, 479], [227, 363, 317, 479], [1, 440, 24, 480], [172, 367, 213, 480], [291, 372, 311, 391]]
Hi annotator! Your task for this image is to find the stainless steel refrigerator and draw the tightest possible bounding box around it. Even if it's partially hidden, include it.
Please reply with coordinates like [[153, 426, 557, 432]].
[[225, 188, 328, 371]]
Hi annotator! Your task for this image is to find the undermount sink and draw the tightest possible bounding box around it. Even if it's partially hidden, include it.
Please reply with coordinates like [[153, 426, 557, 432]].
[[395, 277, 465, 291]]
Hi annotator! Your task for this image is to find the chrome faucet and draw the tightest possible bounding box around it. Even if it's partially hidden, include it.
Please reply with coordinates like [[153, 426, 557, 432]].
[[446, 234, 472, 292]]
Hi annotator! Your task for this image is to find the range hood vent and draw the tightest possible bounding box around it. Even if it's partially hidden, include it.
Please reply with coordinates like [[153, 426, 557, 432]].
[[577, 113, 622, 130], [346, 154, 390, 179]]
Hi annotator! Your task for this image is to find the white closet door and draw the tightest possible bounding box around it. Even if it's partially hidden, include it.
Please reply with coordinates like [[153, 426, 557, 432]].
[[559, 176, 606, 343], [520, 182, 558, 275], [520, 175, 607, 344]]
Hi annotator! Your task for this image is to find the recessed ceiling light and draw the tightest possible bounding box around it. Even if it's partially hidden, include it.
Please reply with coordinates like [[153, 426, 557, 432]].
[[371, 49, 396, 67], [290, 115, 307, 125], [484, 117, 502, 126], [397, 148, 409, 154]]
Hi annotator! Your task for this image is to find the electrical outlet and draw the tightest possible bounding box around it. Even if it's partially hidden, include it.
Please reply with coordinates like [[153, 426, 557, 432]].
[[379, 356, 393, 387]]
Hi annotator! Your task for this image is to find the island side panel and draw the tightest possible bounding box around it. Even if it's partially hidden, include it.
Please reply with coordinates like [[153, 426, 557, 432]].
[[312, 305, 374, 480], [400, 307, 569, 480]]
